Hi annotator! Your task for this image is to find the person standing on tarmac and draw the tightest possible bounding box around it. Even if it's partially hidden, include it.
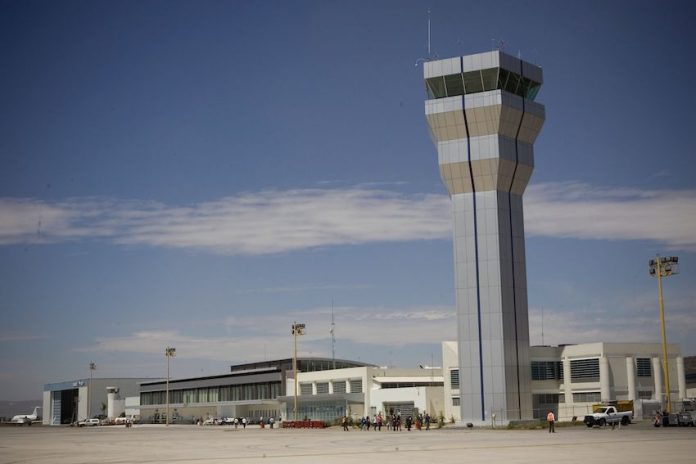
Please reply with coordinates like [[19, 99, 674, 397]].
[[547, 410, 556, 433]]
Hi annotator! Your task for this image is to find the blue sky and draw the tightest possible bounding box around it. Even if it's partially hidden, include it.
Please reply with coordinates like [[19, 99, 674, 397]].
[[1, 0, 695, 400]]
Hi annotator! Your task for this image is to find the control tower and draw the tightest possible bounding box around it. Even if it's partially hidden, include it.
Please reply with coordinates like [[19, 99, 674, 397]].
[[424, 51, 545, 423]]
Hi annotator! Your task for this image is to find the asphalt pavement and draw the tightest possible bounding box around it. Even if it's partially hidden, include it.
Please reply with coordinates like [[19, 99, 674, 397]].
[[0, 421, 694, 464]]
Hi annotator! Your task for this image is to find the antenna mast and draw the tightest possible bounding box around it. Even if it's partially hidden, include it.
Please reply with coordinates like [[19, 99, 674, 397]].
[[330, 300, 336, 369], [427, 9, 431, 58], [541, 306, 545, 346], [415, 9, 436, 67]]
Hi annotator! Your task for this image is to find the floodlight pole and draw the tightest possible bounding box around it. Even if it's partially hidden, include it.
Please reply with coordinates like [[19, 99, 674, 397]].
[[165, 347, 176, 426], [291, 322, 305, 422], [88, 362, 96, 420], [650, 255, 678, 414], [656, 258, 671, 413]]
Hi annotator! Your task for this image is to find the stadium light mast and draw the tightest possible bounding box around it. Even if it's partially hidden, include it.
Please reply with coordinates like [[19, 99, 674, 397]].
[[291, 322, 305, 422], [88, 362, 96, 419], [165, 347, 176, 426], [649, 255, 679, 414]]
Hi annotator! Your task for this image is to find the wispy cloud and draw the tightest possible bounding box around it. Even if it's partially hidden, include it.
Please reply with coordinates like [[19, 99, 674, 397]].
[[1, 182, 695, 253], [528, 289, 696, 349], [233, 283, 373, 295], [0, 189, 450, 254], [0, 334, 49, 342], [80, 304, 457, 361], [525, 182, 696, 251]]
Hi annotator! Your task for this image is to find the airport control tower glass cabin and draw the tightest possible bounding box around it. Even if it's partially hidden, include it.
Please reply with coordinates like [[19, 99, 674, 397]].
[[424, 51, 545, 423]]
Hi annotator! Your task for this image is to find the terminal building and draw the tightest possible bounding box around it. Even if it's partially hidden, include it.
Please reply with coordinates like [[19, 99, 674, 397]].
[[138, 358, 370, 423], [42, 346, 690, 425], [280, 365, 444, 422], [442, 341, 688, 422]]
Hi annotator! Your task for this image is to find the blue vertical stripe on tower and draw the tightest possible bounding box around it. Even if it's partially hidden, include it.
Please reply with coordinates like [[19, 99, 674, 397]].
[[460, 56, 486, 422], [507, 60, 526, 419]]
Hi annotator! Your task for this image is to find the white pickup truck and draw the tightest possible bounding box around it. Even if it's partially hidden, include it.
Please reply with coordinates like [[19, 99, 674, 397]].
[[584, 406, 633, 427], [77, 418, 100, 427]]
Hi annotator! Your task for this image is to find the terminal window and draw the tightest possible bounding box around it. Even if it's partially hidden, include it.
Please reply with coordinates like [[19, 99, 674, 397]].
[[450, 369, 460, 389], [570, 358, 600, 382], [349, 379, 362, 393], [636, 358, 652, 377], [531, 361, 563, 380], [299, 383, 313, 395], [572, 392, 601, 403]]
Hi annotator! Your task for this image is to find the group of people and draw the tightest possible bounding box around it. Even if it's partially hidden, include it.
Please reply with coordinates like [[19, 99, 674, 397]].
[[342, 412, 433, 431], [195, 416, 275, 428]]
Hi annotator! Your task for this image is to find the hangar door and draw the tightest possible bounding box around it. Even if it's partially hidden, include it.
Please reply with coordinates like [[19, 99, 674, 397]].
[[51, 389, 78, 424]]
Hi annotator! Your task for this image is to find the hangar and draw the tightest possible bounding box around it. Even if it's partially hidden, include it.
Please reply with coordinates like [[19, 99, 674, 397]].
[[42, 378, 151, 425]]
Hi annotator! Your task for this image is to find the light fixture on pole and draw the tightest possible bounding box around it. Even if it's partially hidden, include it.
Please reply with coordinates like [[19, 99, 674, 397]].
[[165, 347, 176, 426], [291, 322, 305, 422], [88, 362, 96, 420], [649, 255, 679, 414]]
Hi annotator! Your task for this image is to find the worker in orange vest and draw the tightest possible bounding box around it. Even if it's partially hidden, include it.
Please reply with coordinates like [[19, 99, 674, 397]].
[[547, 410, 556, 433]]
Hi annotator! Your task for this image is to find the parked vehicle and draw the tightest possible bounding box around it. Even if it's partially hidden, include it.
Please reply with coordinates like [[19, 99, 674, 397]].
[[77, 418, 100, 427], [584, 406, 632, 427], [676, 400, 696, 426]]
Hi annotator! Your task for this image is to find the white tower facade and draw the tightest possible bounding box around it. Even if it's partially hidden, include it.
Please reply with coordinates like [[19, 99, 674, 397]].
[[424, 51, 545, 423]]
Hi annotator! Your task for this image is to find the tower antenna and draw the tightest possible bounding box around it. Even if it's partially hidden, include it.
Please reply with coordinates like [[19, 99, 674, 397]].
[[330, 300, 336, 369], [427, 9, 431, 58], [541, 306, 545, 346], [415, 9, 437, 66]]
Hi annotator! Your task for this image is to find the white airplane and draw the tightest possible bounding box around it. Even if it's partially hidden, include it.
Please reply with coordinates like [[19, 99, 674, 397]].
[[11, 406, 40, 424]]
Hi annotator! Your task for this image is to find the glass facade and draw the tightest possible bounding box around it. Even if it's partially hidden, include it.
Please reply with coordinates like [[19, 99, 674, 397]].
[[426, 67, 541, 101], [296, 400, 347, 423], [141, 382, 282, 406]]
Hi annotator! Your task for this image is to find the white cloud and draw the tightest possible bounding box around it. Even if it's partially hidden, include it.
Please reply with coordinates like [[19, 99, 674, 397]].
[[1, 182, 695, 254], [0, 189, 451, 254], [525, 182, 696, 251], [528, 290, 696, 351], [80, 305, 457, 361]]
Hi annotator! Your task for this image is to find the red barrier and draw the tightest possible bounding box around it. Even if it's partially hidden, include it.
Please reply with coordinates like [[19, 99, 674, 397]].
[[281, 420, 325, 429]]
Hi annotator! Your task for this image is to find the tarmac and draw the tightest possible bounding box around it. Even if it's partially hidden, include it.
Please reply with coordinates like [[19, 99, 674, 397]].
[[1, 422, 694, 464]]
